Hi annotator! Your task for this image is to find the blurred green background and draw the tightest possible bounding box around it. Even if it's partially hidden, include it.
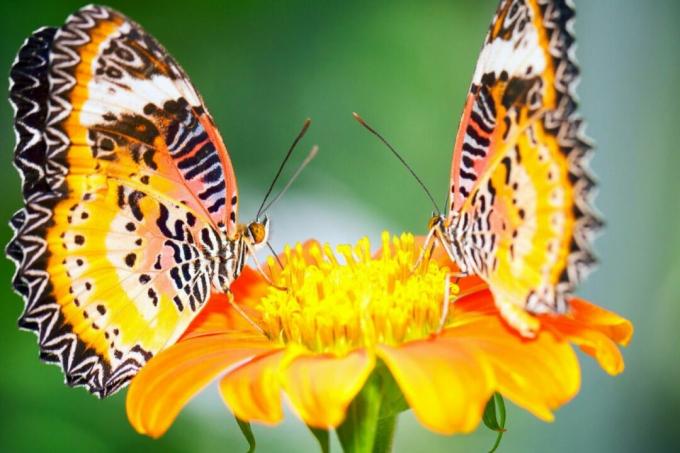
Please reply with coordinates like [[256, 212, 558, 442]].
[[1, 0, 678, 451]]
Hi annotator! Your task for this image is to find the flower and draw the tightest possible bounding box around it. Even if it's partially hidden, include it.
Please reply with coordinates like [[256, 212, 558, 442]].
[[126, 232, 633, 438]]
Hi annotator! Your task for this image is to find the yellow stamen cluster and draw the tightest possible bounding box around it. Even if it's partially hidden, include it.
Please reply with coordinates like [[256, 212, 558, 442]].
[[258, 232, 457, 354]]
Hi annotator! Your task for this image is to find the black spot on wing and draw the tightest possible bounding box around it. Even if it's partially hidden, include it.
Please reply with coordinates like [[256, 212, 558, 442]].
[[501, 156, 512, 185], [128, 191, 146, 221], [462, 142, 486, 157], [178, 142, 214, 171], [211, 198, 227, 215], [501, 77, 538, 109], [466, 125, 490, 147], [125, 253, 136, 267], [459, 169, 477, 182], [184, 153, 221, 180], [198, 181, 224, 201]]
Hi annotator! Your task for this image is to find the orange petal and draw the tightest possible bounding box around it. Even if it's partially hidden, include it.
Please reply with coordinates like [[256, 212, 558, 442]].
[[456, 275, 489, 299], [561, 326, 624, 375], [377, 338, 494, 435], [453, 287, 496, 315], [542, 298, 633, 375], [219, 350, 285, 425], [182, 268, 270, 339], [569, 298, 634, 346], [126, 332, 276, 438], [443, 315, 580, 422], [231, 266, 272, 306], [280, 349, 375, 429]]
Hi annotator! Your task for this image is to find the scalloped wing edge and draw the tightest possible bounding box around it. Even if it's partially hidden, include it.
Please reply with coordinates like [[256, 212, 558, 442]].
[[6, 7, 148, 398], [533, 0, 603, 311]]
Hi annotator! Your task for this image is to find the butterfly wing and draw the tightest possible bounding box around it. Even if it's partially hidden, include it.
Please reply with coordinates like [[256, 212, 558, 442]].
[[447, 0, 601, 335], [8, 5, 240, 396]]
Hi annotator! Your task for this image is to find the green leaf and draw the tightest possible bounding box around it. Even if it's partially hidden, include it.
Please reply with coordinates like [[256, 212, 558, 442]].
[[482, 393, 500, 431], [308, 426, 330, 453], [482, 393, 507, 453], [494, 393, 506, 428], [235, 416, 256, 453]]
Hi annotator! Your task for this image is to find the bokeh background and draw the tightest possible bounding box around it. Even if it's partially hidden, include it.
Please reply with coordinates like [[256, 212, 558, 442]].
[[0, 0, 678, 451]]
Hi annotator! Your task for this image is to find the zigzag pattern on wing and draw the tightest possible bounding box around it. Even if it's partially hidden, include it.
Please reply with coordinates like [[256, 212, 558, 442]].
[[532, 0, 602, 305], [7, 8, 148, 397]]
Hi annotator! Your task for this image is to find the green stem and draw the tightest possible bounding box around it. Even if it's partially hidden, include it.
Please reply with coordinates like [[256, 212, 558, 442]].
[[309, 426, 330, 453], [336, 372, 382, 453], [373, 415, 397, 453], [234, 417, 256, 453], [488, 429, 504, 453], [334, 363, 404, 453]]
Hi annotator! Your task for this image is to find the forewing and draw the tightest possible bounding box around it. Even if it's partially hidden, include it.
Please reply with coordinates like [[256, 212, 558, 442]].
[[451, 0, 575, 210], [8, 6, 236, 396], [448, 1, 600, 324], [50, 6, 239, 229]]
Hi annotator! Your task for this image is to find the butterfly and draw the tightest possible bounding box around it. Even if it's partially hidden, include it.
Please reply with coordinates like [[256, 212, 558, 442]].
[[8, 5, 274, 397], [423, 0, 602, 336]]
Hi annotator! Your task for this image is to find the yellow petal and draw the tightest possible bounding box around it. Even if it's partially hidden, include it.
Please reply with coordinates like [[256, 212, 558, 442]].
[[443, 316, 580, 422], [219, 350, 285, 425], [126, 332, 275, 438], [571, 329, 624, 375], [543, 298, 633, 375], [281, 349, 375, 428], [377, 338, 494, 435]]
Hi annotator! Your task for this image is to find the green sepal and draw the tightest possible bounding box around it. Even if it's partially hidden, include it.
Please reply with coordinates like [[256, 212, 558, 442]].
[[482, 392, 507, 453], [235, 416, 257, 453]]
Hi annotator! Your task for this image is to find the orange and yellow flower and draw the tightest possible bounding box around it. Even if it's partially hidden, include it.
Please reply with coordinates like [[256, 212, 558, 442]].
[[126, 232, 632, 438]]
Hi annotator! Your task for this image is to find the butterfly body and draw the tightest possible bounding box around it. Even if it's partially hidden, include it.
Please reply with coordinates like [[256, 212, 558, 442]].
[[430, 0, 601, 336], [428, 213, 474, 276], [8, 5, 269, 396]]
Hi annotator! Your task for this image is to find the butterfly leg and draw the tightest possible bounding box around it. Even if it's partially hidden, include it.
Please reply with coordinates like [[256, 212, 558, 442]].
[[436, 273, 452, 333], [436, 275, 461, 333], [226, 290, 265, 335], [412, 227, 437, 273], [246, 242, 287, 291]]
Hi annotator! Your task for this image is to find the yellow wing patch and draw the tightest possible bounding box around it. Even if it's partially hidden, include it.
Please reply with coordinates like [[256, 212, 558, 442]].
[[483, 122, 575, 335]]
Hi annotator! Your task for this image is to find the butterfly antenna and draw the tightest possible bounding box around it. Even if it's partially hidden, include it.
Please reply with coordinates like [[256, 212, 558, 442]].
[[261, 145, 318, 215], [256, 118, 312, 219], [352, 112, 441, 215]]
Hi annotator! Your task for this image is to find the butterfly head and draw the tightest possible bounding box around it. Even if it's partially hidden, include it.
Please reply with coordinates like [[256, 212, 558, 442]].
[[427, 212, 453, 239], [427, 212, 446, 232], [244, 216, 270, 250]]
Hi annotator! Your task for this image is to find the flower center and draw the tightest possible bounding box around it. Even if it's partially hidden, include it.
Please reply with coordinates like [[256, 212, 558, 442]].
[[257, 232, 457, 354]]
